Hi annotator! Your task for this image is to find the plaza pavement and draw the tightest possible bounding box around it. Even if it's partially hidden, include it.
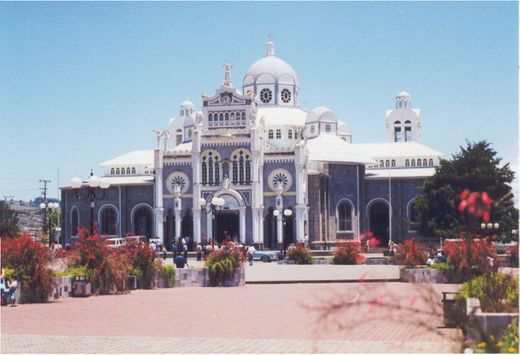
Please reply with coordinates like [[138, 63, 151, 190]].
[[1, 280, 462, 353]]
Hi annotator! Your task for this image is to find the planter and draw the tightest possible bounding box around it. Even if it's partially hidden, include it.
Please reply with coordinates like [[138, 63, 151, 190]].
[[466, 297, 519, 343], [222, 267, 245, 287], [442, 291, 465, 328], [125, 275, 137, 290], [71, 276, 91, 297], [52, 276, 72, 299], [400, 267, 447, 283]]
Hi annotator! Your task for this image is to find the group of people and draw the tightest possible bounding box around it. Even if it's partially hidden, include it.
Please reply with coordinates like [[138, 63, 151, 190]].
[[0, 270, 18, 307], [172, 237, 189, 268]]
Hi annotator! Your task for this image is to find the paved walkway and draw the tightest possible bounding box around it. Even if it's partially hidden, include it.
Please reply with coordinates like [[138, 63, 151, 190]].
[[2, 282, 462, 353]]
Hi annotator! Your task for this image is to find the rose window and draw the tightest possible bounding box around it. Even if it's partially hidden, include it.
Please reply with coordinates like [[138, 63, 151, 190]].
[[259, 88, 273, 103], [281, 89, 291, 103], [268, 169, 293, 192]]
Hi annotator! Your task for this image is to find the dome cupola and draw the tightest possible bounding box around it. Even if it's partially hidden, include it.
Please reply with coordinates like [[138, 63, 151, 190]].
[[243, 40, 299, 107]]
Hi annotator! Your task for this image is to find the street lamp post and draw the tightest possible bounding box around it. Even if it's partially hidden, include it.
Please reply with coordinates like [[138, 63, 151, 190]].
[[39, 201, 59, 247], [70, 171, 110, 236], [199, 196, 225, 245], [273, 208, 293, 249]]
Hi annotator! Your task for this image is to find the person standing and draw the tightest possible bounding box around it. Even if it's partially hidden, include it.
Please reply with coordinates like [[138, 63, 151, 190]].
[[8, 275, 18, 307], [196, 243, 203, 262], [247, 245, 256, 266]]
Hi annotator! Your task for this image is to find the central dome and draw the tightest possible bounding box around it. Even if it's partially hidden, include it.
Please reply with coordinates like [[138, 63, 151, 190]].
[[242, 41, 299, 107]]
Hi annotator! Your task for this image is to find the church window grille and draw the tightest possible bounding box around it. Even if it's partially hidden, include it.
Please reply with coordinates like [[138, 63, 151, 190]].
[[225, 112, 229, 125], [268, 130, 274, 139], [281, 88, 291, 103], [241, 112, 246, 124], [232, 161, 238, 183], [288, 129, 293, 139], [325, 124, 331, 133], [121, 168, 126, 175], [380, 160, 384, 167], [417, 159, 422, 167], [231, 148, 252, 185], [132, 167, 136, 174], [116, 168, 120, 174], [391, 160, 396, 167], [208, 157, 214, 185], [245, 160, 251, 183], [411, 159, 416, 167], [429, 159, 434, 166], [239, 156, 244, 184], [202, 159, 208, 185], [208, 113, 213, 125], [259, 88, 273, 103], [337, 200, 353, 232], [405, 159, 410, 167], [111, 168, 114, 175], [126, 167, 130, 174], [276, 129, 281, 139], [201, 150, 221, 186], [423, 159, 427, 166], [385, 160, 390, 167]]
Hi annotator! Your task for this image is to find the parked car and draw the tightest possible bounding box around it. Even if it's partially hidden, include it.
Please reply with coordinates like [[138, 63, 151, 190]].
[[253, 250, 278, 262], [125, 236, 146, 244], [105, 238, 127, 248]]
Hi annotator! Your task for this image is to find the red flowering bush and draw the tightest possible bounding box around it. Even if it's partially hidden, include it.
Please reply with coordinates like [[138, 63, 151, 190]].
[[287, 245, 314, 264], [333, 241, 364, 265], [359, 232, 381, 250], [458, 189, 493, 222], [206, 244, 245, 286], [1, 234, 55, 303], [123, 243, 157, 289], [444, 234, 497, 282], [393, 239, 427, 268]]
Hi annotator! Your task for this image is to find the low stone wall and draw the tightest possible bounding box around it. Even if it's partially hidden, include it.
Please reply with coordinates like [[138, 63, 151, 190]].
[[400, 267, 447, 283], [366, 257, 389, 265], [175, 268, 207, 287], [466, 297, 518, 343], [52, 276, 72, 300]]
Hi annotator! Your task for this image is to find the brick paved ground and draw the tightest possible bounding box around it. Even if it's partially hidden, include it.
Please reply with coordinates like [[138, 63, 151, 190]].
[[1, 282, 462, 353]]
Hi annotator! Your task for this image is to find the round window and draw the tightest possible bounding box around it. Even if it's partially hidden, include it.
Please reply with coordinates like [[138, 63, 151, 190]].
[[259, 88, 273, 103], [325, 124, 331, 132], [310, 125, 315, 134], [281, 88, 291, 103]]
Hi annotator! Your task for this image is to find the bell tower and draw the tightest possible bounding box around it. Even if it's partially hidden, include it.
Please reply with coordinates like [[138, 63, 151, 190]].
[[385, 91, 421, 143]]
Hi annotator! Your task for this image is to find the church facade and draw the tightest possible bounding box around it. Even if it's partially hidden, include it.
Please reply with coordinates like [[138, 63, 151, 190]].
[[61, 41, 444, 249]]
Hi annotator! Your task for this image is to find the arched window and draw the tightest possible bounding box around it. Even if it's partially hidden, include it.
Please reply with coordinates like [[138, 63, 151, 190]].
[[176, 129, 182, 145], [391, 160, 396, 167], [429, 159, 434, 166], [208, 113, 213, 125], [231, 148, 252, 185], [380, 160, 384, 167], [405, 159, 410, 167], [100, 205, 118, 235], [276, 129, 281, 139], [126, 167, 131, 174], [337, 200, 353, 232], [268, 130, 274, 139], [116, 168, 120, 174], [288, 129, 293, 139], [71, 207, 79, 236], [411, 159, 416, 167], [132, 167, 136, 174], [111, 168, 114, 175], [201, 150, 221, 186], [404, 121, 412, 141], [385, 160, 390, 167], [417, 159, 422, 167], [121, 167, 125, 175], [394, 120, 402, 142]]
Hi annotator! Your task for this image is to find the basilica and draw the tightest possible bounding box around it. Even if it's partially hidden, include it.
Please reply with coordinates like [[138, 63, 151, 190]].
[[61, 41, 444, 250]]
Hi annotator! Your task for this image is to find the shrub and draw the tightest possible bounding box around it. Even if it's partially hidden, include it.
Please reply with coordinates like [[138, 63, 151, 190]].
[[64, 265, 89, 277], [497, 318, 519, 353], [0, 234, 55, 303], [161, 265, 176, 288], [206, 245, 244, 286], [444, 235, 497, 282], [429, 262, 456, 283], [124, 243, 157, 289], [333, 241, 363, 265], [393, 239, 427, 268], [460, 272, 518, 313], [506, 245, 519, 267], [287, 245, 314, 264]]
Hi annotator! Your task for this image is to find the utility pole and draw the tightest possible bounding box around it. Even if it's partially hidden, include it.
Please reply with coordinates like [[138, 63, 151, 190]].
[[39, 179, 51, 243]]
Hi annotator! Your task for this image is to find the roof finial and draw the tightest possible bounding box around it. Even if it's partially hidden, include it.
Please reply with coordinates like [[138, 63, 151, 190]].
[[222, 63, 233, 87], [266, 33, 275, 56]]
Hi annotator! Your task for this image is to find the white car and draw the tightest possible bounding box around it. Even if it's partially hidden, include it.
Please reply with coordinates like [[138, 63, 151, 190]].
[[105, 238, 127, 248]]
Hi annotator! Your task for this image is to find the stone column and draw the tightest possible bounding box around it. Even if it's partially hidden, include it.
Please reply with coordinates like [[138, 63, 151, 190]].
[[193, 209, 201, 244], [239, 206, 246, 244], [174, 197, 182, 239], [276, 211, 283, 246]]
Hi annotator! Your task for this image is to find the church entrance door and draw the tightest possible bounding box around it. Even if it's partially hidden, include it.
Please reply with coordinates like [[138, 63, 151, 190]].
[[215, 210, 239, 244], [368, 201, 389, 246]]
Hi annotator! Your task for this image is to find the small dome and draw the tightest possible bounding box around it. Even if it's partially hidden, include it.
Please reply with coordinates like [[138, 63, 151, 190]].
[[181, 100, 194, 108], [337, 121, 352, 136], [305, 111, 319, 124], [396, 91, 411, 98], [312, 106, 337, 123], [243, 42, 299, 87]]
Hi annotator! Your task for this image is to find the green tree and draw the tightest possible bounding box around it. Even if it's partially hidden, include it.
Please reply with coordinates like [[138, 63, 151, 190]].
[[0, 201, 20, 237], [413, 140, 518, 241]]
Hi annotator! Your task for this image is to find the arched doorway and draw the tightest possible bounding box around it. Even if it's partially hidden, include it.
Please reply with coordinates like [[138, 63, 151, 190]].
[[211, 192, 243, 244], [100, 205, 118, 236], [133, 205, 153, 238], [264, 207, 275, 249], [182, 208, 194, 249], [368, 200, 389, 246], [165, 208, 175, 250], [216, 210, 239, 244]]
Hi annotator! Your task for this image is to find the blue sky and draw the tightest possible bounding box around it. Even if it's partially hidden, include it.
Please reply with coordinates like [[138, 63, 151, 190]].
[[1, 1, 518, 201]]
